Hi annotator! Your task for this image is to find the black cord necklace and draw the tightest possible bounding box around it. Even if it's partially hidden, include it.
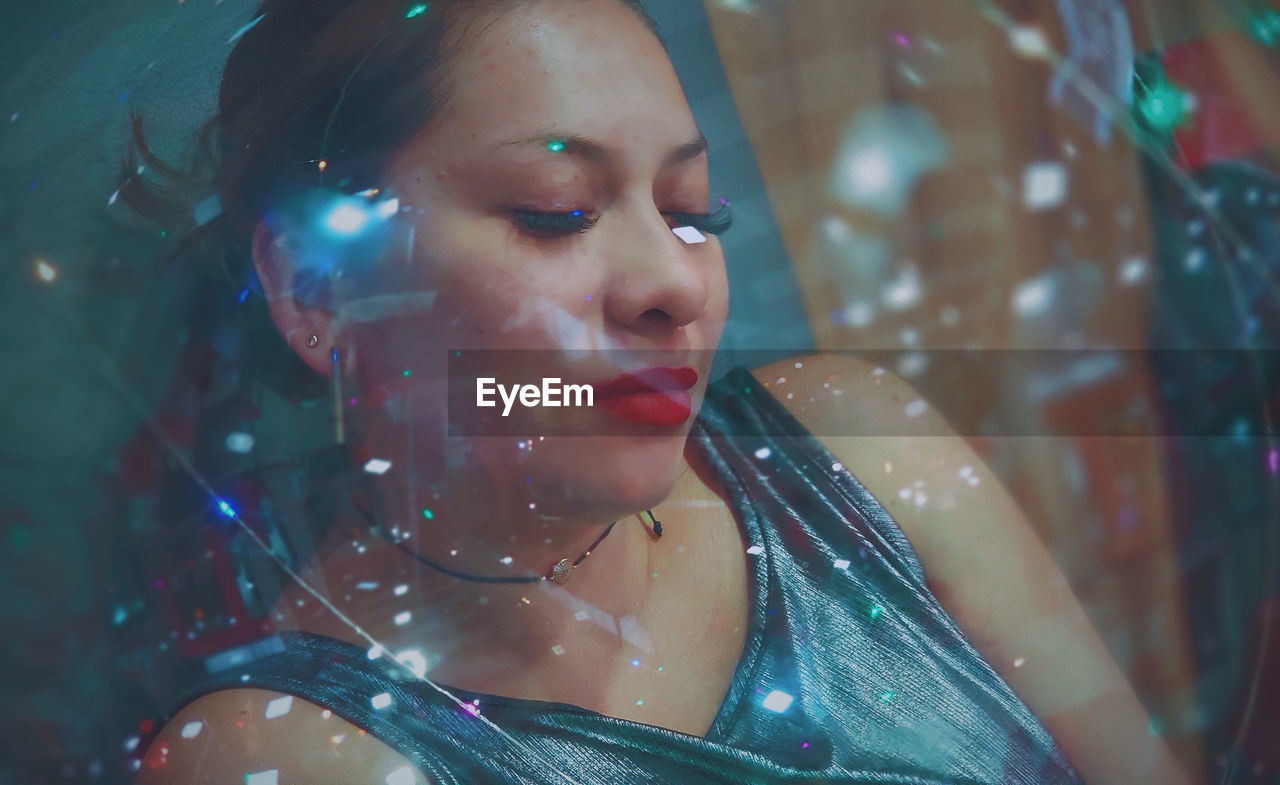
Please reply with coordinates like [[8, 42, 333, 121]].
[[357, 504, 662, 585]]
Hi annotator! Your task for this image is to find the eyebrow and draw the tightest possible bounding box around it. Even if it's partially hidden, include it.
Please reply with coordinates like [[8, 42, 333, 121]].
[[497, 130, 709, 167]]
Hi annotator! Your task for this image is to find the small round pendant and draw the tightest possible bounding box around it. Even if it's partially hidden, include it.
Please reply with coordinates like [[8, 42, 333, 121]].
[[549, 558, 573, 584]]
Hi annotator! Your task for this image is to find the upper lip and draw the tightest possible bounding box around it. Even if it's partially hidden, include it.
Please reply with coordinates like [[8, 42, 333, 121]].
[[591, 366, 699, 397]]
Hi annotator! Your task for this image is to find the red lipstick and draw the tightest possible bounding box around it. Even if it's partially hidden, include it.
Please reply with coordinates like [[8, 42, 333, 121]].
[[592, 366, 698, 427]]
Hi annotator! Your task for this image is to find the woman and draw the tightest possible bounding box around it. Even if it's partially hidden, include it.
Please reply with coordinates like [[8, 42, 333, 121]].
[[135, 0, 1194, 783]]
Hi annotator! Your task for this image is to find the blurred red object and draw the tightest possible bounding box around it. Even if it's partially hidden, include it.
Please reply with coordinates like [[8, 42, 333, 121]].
[[1162, 31, 1271, 171]]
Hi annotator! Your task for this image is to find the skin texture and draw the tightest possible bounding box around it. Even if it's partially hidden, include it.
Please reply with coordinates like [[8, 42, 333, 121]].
[[137, 2, 1195, 783]]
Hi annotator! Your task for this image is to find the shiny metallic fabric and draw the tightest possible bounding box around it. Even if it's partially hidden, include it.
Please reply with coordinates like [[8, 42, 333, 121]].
[[165, 366, 1082, 784]]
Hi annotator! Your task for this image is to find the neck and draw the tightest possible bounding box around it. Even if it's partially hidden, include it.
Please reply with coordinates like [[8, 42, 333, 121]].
[[277, 445, 703, 692]]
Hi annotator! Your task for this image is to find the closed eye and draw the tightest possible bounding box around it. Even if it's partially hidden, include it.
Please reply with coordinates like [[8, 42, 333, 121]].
[[664, 203, 733, 236], [511, 209, 598, 236], [511, 202, 734, 238]]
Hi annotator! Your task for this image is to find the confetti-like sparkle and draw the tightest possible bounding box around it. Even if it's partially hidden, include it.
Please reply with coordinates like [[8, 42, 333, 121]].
[[263, 695, 293, 719], [386, 765, 416, 785], [35, 259, 57, 283], [396, 649, 429, 679], [364, 458, 393, 475], [224, 432, 255, 454], [673, 225, 706, 244], [762, 690, 794, 713], [1022, 161, 1068, 211]]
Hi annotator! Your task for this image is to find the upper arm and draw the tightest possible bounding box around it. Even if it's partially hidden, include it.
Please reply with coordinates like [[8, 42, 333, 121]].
[[135, 688, 432, 785], [751, 352, 1197, 785]]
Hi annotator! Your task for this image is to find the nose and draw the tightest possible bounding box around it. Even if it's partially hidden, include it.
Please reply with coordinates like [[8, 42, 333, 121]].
[[601, 204, 710, 336]]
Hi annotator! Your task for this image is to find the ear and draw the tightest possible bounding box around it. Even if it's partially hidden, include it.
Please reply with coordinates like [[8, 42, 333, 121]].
[[251, 220, 347, 378]]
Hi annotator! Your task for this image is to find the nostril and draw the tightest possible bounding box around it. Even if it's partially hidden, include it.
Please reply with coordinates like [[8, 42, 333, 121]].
[[639, 308, 671, 326]]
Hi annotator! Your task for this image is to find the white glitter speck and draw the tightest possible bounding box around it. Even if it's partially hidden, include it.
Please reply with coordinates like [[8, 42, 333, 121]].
[[833, 559, 851, 569], [371, 692, 393, 710], [264, 695, 293, 719], [395, 649, 429, 679], [754, 447, 772, 459], [1022, 161, 1068, 211], [673, 225, 706, 244], [762, 690, 794, 713], [746, 544, 764, 555], [394, 584, 409, 596], [363, 458, 393, 475], [394, 611, 412, 626], [1008, 25, 1050, 58], [179, 721, 203, 739]]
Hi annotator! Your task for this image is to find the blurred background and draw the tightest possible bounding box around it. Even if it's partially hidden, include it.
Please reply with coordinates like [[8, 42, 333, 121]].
[[1, 0, 1278, 782]]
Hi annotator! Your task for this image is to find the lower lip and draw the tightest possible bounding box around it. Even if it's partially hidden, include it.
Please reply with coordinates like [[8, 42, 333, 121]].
[[597, 389, 692, 427]]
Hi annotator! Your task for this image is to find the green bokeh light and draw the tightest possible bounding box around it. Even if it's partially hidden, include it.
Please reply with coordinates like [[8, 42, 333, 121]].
[[1137, 79, 1190, 134]]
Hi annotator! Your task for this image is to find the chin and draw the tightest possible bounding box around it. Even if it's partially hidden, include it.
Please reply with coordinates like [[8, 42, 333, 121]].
[[523, 433, 689, 514]]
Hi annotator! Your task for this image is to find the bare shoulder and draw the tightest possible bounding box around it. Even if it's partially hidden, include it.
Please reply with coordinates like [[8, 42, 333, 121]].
[[748, 351, 944, 438], [135, 688, 432, 785], [748, 350, 1036, 602], [746, 351, 963, 540], [749, 354, 1196, 784]]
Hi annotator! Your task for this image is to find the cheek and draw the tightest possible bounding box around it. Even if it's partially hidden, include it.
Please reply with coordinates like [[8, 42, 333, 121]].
[[429, 245, 601, 351]]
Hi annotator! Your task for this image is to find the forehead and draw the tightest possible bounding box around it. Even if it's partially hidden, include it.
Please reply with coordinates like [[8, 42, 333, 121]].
[[415, 0, 698, 162]]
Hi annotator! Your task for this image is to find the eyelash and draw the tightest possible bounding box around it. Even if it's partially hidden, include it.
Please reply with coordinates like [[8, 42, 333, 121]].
[[511, 203, 734, 238]]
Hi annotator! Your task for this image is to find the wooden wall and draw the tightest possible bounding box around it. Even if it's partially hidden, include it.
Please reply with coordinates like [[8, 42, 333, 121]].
[[704, 0, 1208, 771]]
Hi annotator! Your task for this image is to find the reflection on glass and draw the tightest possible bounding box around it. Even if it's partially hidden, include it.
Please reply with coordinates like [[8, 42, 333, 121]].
[[3, 1, 1278, 784]]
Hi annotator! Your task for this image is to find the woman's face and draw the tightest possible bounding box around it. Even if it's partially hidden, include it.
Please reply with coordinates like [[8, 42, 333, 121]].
[[335, 0, 729, 516]]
